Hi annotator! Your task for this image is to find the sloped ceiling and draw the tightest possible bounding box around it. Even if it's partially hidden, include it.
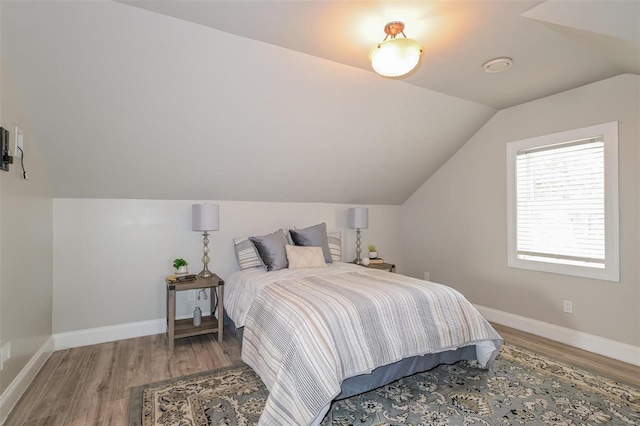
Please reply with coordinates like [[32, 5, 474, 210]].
[[120, 0, 639, 109], [1, 1, 638, 205]]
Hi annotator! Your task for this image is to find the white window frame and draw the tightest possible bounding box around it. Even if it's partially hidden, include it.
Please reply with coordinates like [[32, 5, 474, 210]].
[[506, 121, 619, 282]]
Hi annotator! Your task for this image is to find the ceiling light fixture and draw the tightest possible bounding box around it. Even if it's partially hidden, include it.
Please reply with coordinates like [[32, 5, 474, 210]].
[[369, 21, 423, 78], [482, 57, 513, 73]]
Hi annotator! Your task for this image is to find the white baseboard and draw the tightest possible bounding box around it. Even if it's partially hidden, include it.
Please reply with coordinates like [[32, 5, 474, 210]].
[[53, 319, 165, 350], [0, 336, 54, 425], [475, 304, 640, 366], [49, 306, 640, 367], [53, 311, 213, 350]]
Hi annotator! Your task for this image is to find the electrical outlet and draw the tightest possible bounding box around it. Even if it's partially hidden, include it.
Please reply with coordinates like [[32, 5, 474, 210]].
[[423, 272, 430, 281], [563, 299, 573, 314], [188, 290, 196, 301]]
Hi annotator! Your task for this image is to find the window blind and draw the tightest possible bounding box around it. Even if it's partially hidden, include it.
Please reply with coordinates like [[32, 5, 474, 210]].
[[515, 137, 605, 268]]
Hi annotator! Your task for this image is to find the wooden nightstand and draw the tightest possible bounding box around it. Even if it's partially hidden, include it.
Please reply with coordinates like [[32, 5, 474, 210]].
[[363, 262, 396, 273], [166, 274, 224, 350]]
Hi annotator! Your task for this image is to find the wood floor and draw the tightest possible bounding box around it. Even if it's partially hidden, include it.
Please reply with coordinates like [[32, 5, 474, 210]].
[[5, 324, 639, 425]]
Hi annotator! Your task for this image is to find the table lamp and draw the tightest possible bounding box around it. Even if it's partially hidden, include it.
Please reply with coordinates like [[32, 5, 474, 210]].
[[192, 203, 219, 278], [348, 207, 369, 265]]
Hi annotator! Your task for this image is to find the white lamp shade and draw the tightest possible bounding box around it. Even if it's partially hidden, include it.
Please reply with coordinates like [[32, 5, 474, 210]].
[[348, 207, 369, 229], [192, 204, 219, 231], [369, 38, 423, 77]]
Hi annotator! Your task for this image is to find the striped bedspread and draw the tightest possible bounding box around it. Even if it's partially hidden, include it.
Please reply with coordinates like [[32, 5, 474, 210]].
[[241, 269, 502, 426]]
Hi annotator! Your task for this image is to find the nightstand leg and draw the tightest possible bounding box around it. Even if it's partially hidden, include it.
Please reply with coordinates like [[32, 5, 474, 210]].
[[168, 287, 176, 351], [217, 285, 224, 342]]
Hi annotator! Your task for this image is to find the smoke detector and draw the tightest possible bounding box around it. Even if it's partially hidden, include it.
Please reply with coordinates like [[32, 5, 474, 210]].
[[482, 57, 513, 73]]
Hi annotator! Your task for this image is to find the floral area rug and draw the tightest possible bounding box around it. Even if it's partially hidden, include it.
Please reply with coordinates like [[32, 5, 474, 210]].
[[129, 344, 639, 425]]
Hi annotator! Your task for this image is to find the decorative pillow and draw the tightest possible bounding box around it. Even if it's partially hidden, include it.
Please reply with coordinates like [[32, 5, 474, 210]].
[[289, 223, 333, 264], [285, 245, 328, 269], [249, 229, 289, 271], [327, 231, 342, 262], [233, 238, 263, 270]]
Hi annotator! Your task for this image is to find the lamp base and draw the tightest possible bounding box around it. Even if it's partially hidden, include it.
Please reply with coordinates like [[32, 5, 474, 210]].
[[198, 231, 213, 279], [354, 228, 363, 265], [198, 269, 213, 278]]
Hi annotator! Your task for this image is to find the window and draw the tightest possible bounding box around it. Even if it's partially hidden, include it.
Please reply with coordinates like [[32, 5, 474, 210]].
[[506, 122, 619, 281]]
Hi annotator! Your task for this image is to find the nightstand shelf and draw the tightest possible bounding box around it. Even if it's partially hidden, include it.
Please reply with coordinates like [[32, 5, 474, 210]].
[[166, 274, 224, 350], [173, 316, 219, 339]]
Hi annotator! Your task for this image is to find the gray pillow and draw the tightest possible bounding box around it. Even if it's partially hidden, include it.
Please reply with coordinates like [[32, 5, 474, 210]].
[[289, 223, 333, 264], [249, 229, 289, 271]]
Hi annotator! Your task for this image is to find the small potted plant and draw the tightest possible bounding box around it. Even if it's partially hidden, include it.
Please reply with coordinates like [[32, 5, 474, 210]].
[[172, 258, 189, 275], [368, 244, 378, 259]]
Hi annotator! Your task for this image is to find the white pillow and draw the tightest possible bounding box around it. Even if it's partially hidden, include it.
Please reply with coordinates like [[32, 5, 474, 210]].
[[327, 231, 342, 262], [233, 238, 263, 270], [285, 245, 328, 269]]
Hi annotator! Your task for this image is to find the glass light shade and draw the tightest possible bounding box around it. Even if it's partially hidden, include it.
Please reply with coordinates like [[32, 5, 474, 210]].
[[369, 38, 423, 77]]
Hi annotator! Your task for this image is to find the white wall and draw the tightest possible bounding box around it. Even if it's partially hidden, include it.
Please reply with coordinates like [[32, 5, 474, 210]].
[[0, 57, 53, 402], [402, 74, 639, 347], [53, 199, 402, 334], [2, 0, 495, 205]]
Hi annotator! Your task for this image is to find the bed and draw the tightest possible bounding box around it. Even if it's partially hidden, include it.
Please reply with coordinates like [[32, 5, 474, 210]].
[[225, 262, 502, 426]]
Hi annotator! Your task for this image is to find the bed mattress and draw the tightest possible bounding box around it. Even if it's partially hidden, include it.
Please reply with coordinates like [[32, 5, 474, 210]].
[[225, 263, 502, 426]]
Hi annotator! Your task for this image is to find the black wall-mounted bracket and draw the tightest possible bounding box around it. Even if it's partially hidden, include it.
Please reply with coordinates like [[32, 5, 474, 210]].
[[1, 127, 13, 171]]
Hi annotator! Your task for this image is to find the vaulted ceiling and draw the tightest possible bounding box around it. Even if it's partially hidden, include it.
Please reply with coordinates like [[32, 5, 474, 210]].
[[1, 1, 638, 205]]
